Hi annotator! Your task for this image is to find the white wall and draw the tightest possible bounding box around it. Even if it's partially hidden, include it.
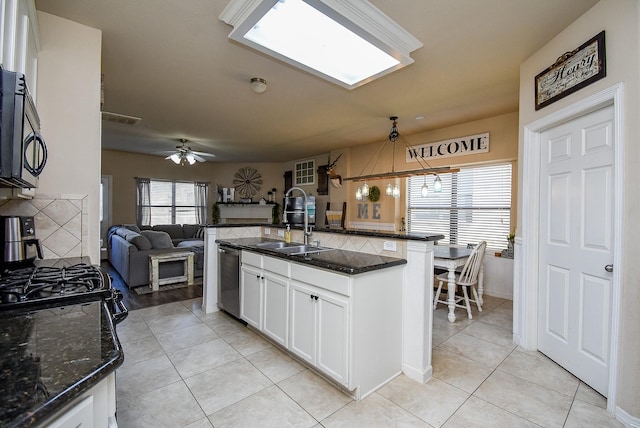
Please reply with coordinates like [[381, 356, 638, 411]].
[[518, 0, 639, 420], [35, 12, 102, 262]]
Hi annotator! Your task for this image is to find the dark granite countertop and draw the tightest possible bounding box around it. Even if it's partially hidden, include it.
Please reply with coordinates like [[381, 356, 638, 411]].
[[207, 223, 444, 242], [0, 300, 123, 427], [216, 237, 407, 275]]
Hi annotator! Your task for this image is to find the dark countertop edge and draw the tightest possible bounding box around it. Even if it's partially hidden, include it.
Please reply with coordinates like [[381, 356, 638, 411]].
[[206, 223, 444, 242], [216, 238, 407, 275], [9, 302, 124, 428]]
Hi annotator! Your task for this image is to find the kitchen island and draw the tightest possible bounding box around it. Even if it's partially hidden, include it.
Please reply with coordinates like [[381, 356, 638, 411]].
[[203, 224, 444, 391], [0, 300, 123, 427]]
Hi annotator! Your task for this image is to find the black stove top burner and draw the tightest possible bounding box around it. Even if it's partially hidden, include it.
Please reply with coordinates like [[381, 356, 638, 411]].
[[0, 264, 106, 304]]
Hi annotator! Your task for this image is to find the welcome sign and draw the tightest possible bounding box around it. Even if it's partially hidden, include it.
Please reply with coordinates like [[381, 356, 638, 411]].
[[406, 132, 489, 162]]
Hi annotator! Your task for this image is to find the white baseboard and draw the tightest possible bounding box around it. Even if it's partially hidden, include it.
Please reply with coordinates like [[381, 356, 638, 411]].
[[616, 406, 640, 427]]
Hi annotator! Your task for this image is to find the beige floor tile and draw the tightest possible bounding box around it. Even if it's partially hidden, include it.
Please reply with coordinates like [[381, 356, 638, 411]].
[[116, 381, 206, 428], [185, 358, 272, 415], [432, 348, 493, 393], [377, 375, 468, 427], [146, 311, 203, 335], [223, 329, 273, 356], [155, 323, 219, 353], [439, 333, 513, 368], [442, 396, 539, 428], [208, 385, 317, 428], [180, 297, 204, 313], [184, 418, 214, 428], [565, 399, 624, 428], [167, 338, 241, 378], [116, 318, 152, 343], [497, 348, 579, 396], [138, 301, 193, 321], [246, 347, 305, 383], [474, 370, 573, 427], [477, 309, 512, 329], [461, 320, 515, 349], [121, 334, 165, 365], [476, 295, 507, 312], [116, 355, 181, 399], [205, 317, 248, 337], [321, 392, 432, 428], [575, 382, 607, 409], [277, 370, 352, 421]]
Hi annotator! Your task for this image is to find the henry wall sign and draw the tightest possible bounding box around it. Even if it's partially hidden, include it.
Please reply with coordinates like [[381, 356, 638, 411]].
[[535, 31, 606, 110], [406, 133, 489, 163]]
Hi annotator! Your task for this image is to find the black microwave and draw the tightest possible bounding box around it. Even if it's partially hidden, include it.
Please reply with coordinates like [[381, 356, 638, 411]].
[[0, 69, 47, 188]]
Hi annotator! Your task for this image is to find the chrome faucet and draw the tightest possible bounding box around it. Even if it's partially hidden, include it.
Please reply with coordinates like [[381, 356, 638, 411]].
[[283, 186, 312, 245]]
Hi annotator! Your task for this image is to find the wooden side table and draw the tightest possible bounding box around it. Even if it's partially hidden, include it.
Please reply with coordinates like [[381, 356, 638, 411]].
[[148, 251, 194, 291]]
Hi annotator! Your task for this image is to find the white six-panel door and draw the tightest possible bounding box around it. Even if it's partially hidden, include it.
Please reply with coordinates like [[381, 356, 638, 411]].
[[538, 104, 614, 396]]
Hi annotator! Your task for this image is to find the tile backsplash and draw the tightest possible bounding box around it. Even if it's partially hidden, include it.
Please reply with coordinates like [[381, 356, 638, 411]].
[[0, 193, 87, 259]]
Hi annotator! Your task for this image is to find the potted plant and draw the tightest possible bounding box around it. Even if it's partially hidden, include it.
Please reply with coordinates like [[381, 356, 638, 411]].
[[506, 232, 515, 258]]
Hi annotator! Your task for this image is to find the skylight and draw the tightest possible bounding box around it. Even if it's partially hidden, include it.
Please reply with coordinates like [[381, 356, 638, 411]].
[[220, 0, 423, 89]]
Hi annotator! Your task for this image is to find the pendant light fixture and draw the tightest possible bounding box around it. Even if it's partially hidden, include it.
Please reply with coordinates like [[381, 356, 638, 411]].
[[434, 175, 443, 192], [345, 117, 456, 200], [421, 176, 429, 197]]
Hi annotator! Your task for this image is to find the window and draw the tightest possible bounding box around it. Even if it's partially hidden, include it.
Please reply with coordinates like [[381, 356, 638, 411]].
[[136, 179, 208, 226], [294, 159, 315, 185], [407, 163, 512, 249]]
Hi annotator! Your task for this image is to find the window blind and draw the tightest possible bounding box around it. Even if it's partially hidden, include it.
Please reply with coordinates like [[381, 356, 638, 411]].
[[407, 163, 512, 249]]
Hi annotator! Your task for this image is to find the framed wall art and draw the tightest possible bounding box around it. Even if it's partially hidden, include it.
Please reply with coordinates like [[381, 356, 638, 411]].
[[535, 31, 606, 110]]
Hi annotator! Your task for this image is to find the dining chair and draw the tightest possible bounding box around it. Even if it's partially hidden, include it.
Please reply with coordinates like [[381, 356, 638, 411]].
[[433, 240, 487, 319]]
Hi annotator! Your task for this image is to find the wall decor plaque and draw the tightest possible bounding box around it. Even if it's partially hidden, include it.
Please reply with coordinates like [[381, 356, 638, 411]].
[[535, 31, 605, 110]]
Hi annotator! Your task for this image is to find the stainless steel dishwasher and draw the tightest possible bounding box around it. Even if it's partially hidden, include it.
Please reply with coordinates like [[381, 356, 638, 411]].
[[217, 245, 241, 319]]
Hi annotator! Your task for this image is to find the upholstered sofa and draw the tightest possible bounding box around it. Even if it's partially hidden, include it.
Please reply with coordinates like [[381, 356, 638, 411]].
[[107, 224, 204, 288]]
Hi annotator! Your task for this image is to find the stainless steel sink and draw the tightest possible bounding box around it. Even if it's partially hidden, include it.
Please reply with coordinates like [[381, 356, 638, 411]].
[[255, 241, 291, 250], [274, 244, 334, 255]]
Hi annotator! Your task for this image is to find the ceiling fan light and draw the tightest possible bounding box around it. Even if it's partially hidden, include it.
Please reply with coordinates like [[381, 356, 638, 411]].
[[186, 153, 196, 164], [170, 153, 181, 164]]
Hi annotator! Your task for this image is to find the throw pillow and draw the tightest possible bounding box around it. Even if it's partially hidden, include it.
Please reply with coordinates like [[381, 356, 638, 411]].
[[127, 234, 152, 250], [141, 230, 174, 249], [122, 224, 141, 233], [194, 226, 205, 239]]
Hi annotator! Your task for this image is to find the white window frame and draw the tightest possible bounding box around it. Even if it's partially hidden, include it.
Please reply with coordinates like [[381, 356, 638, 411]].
[[407, 163, 512, 249], [294, 159, 315, 185]]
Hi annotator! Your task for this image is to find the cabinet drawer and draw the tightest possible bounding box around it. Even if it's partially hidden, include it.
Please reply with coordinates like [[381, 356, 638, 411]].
[[291, 263, 350, 296], [241, 250, 262, 268], [264, 256, 290, 277]]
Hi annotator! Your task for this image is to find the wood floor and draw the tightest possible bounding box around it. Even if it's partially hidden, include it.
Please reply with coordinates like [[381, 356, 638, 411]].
[[101, 261, 203, 311]]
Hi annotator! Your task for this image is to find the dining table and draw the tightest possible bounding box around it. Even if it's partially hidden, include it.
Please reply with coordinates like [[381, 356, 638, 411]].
[[433, 245, 484, 322]]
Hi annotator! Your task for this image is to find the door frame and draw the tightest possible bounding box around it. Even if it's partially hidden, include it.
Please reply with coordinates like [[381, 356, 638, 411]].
[[516, 83, 624, 413]]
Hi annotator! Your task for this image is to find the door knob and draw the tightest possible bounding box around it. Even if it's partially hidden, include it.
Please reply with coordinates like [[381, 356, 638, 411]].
[[605, 264, 613, 272]]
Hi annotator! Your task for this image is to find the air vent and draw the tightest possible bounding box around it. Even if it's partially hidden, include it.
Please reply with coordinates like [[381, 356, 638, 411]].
[[101, 111, 142, 126]]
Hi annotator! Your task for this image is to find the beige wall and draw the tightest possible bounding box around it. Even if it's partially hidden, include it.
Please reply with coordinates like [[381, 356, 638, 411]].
[[36, 12, 102, 262], [518, 0, 639, 418], [338, 112, 519, 230], [102, 149, 285, 225]]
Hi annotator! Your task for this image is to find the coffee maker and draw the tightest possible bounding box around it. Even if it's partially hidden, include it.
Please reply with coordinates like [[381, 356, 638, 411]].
[[0, 216, 43, 267]]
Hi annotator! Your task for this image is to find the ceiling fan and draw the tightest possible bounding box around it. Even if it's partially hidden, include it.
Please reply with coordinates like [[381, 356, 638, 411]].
[[165, 139, 214, 166]]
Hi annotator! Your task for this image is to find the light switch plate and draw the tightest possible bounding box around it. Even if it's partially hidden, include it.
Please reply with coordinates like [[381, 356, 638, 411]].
[[278, 229, 285, 237], [383, 241, 397, 252], [264, 227, 270, 235]]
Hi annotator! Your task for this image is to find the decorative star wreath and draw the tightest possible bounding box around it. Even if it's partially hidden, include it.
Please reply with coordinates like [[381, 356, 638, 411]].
[[233, 167, 263, 198]]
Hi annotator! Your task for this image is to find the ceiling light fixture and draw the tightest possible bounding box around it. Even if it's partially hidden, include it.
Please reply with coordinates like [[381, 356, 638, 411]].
[[220, 0, 422, 89], [344, 117, 457, 200], [250, 77, 267, 93], [166, 139, 210, 166]]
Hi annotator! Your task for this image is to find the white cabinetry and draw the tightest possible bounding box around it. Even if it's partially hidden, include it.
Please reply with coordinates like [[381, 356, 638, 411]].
[[240, 251, 290, 347], [240, 249, 403, 399], [290, 277, 349, 386], [1, 0, 39, 91]]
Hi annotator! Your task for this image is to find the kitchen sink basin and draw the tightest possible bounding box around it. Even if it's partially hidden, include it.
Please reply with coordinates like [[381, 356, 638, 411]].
[[274, 244, 334, 255], [255, 241, 291, 250]]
